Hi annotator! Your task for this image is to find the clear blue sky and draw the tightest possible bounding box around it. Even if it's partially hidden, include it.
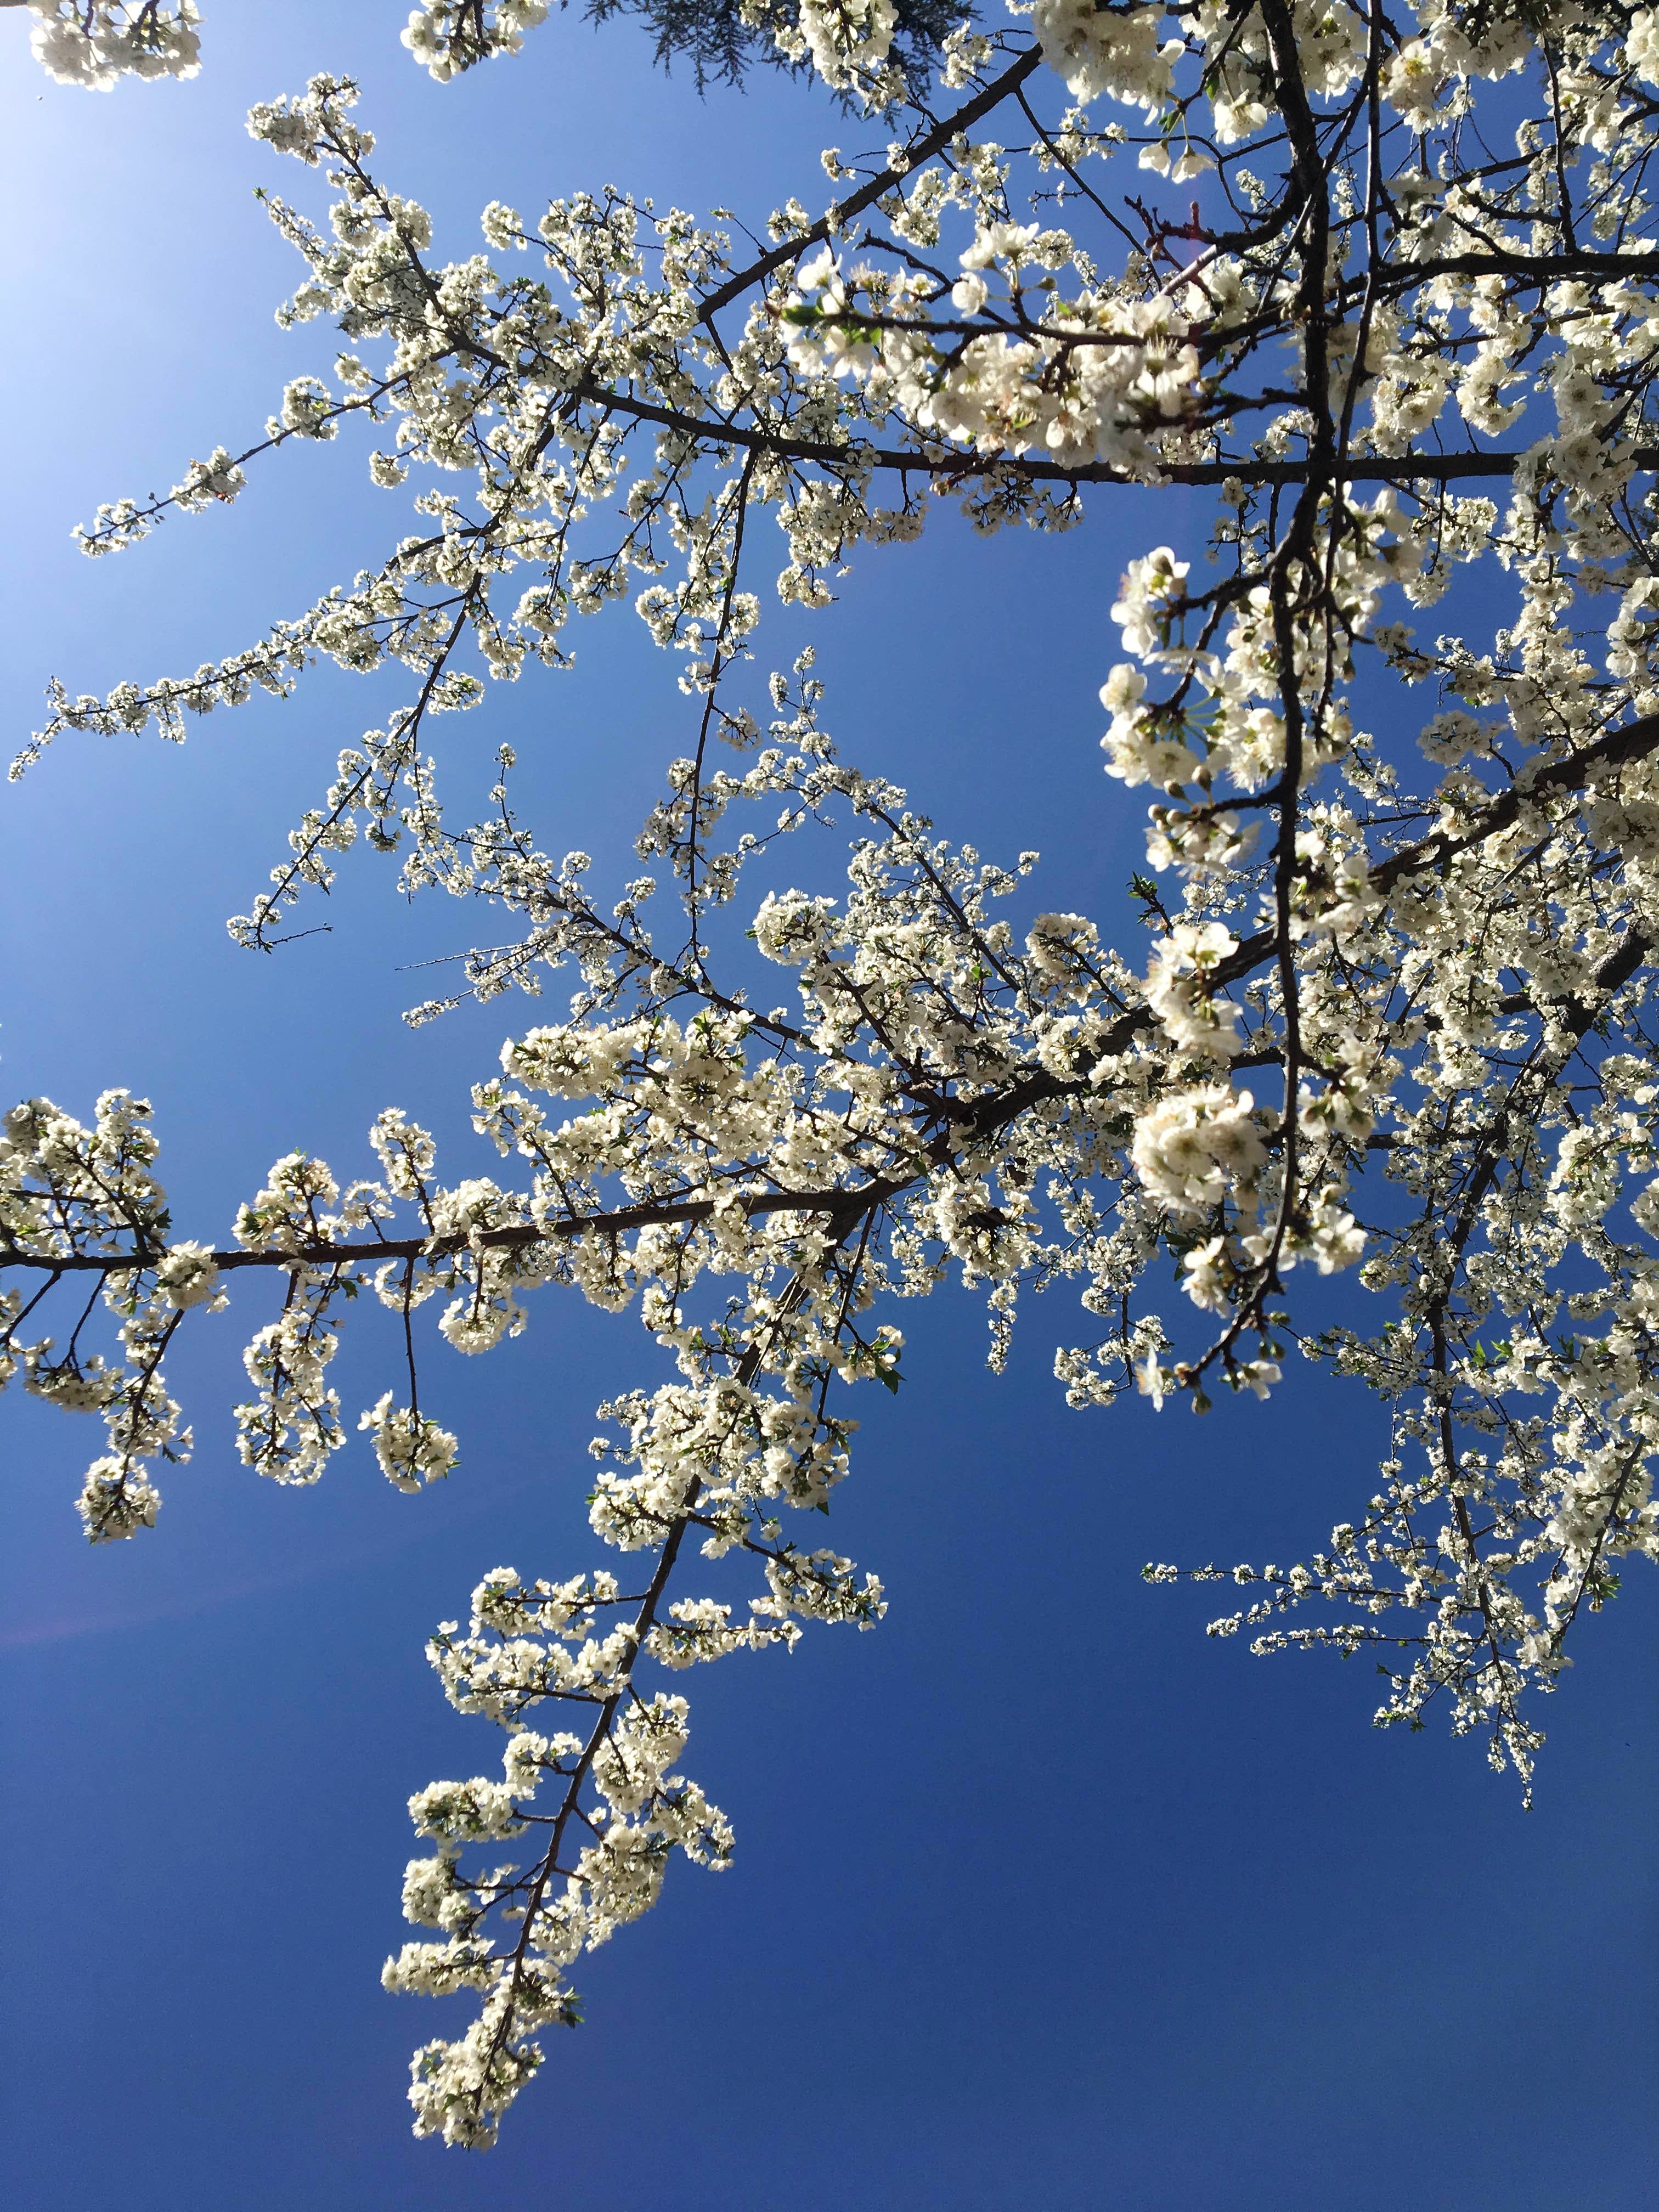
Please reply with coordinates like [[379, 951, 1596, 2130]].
[[2, 10, 1656, 2208]]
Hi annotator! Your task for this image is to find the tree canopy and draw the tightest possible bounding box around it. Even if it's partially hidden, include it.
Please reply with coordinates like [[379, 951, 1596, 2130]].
[[9, 0, 1659, 2153]]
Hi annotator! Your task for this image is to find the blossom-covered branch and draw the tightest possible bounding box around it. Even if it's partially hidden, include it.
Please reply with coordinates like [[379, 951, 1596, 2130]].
[[16, 0, 1659, 2148]]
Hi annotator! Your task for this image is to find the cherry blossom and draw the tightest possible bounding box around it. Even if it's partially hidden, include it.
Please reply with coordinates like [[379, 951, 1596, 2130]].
[[13, 0, 1659, 2148]]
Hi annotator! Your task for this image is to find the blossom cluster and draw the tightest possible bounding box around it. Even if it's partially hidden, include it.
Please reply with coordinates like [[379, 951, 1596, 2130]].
[[21, 2, 200, 89], [400, 0, 550, 81]]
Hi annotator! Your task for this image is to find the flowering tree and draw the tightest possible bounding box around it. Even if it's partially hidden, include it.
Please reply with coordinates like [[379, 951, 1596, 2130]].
[[9, 0, 1659, 2151]]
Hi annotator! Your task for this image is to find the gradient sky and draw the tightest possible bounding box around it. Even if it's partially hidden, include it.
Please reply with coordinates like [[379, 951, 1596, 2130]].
[[2, 10, 1657, 2208]]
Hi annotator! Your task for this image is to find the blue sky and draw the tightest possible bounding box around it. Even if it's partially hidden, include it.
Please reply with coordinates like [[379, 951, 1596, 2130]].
[[2, 9, 1656, 2207]]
